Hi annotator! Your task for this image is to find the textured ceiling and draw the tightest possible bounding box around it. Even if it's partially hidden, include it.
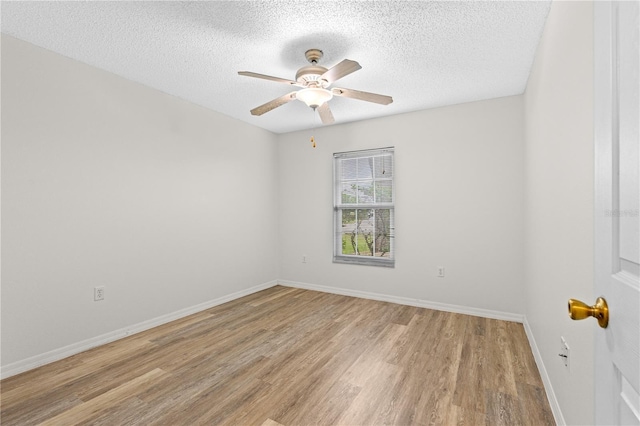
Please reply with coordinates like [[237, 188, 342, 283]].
[[1, 1, 551, 134]]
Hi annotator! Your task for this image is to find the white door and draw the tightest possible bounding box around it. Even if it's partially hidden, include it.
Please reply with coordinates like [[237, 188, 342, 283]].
[[594, 1, 640, 425]]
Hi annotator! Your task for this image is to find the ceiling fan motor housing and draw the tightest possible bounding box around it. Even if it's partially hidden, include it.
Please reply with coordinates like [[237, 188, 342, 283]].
[[296, 49, 330, 87], [295, 65, 329, 87]]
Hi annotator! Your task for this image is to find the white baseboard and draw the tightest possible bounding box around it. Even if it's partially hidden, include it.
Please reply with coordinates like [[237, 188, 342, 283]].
[[278, 279, 524, 323], [0, 280, 278, 380], [523, 317, 565, 426]]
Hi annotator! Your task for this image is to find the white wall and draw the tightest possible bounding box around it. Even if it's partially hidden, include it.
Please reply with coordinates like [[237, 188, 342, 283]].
[[1, 35, 279, 367], [2, 7, 597, 423], [278, 96, 525, 315], [523, 2, 594, 425]]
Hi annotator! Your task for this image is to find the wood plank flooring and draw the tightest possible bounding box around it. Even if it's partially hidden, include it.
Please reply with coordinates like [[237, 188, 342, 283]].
[[0, 286, 555, 425]]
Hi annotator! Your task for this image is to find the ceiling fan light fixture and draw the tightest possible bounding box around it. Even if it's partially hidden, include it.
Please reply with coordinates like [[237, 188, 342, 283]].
[[296, 87, 333, 108]]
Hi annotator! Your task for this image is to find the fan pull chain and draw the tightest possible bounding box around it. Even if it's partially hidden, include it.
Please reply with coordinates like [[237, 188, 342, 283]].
[[310, 106, 317, 148]]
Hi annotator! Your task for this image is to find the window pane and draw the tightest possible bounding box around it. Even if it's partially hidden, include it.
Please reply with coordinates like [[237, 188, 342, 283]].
[[342, 209, 356, 227], [342, 158, 357, 180], [341, 208, 357, 255], [341, 183, 357, 204], [356, 209, 374, 256], [375, 180, 392, 203], [374, 209, 392, 257], [357, 157, 374, 179], [357, 181, 374, 203], [342, 231, 372, 256], [375, 155, 393, 178]]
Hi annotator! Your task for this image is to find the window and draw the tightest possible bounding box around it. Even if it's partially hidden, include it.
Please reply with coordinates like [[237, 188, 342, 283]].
[[333, 147, 395, 267]]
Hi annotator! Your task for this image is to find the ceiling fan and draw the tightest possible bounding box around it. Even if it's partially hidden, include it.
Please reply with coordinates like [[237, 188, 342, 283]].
[[238, 49, 393, 125]]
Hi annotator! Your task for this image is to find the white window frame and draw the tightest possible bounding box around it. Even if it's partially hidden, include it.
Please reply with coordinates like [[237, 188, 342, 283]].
[[333, 147, 395, 267]]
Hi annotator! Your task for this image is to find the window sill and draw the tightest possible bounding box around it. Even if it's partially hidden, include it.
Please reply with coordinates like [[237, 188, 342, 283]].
[[333, 256, 395, 268]]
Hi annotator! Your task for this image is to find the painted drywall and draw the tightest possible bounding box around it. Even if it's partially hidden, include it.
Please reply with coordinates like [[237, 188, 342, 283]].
[[523, 2, 594, 425], [1, 35, 279, 367], [278, 96, 525, 315]]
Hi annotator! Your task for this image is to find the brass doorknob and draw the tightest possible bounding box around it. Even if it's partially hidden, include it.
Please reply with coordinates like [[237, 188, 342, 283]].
[[568, 297, 609, 328]]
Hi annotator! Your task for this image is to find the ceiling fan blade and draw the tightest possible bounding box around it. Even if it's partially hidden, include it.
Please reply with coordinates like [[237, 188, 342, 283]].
[[238, 71, 303, 87], [317, 102, 335, 125], [250, 92, 297, 116], [332, 87, 393, 105], [320, 59, 361, 84]]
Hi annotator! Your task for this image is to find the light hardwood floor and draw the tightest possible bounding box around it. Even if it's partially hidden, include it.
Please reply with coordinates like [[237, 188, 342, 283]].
[[0, 286, 555, 425]]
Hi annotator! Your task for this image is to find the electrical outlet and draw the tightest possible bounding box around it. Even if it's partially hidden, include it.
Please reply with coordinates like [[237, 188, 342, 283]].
[[302, 255, 307, 263], [94, 286, 105, 301], [437, 266, 445, 277], [559, 336, 570, 370]]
